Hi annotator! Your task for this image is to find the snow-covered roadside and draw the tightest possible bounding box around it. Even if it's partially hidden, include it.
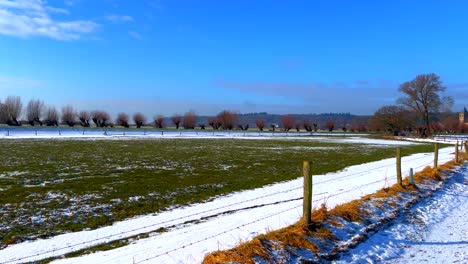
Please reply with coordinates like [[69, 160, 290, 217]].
[[0, 147, 454, 264], [333, 163, 468, 264]]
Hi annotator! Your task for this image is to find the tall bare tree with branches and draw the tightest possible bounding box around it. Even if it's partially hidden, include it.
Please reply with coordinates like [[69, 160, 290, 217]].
[[4, 96, 22, 126], [91, 110, 110, 127], [397, 73, 453, 136], [61, 106, 76, 127], [78, 110, 91, 127], [45, 106, 59, 126], [26, 99, 45, 126], [370, 105, 412, 135]]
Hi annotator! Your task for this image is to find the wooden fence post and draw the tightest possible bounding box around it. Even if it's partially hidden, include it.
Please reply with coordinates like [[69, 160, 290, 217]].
[[303, 161, 312, 226], [434, 143, 439, 169], [455, 141, 459, 164], [396, 147, 402, 186]]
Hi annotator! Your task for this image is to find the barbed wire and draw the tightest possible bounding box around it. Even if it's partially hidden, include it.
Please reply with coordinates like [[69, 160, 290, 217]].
[[2, 148, 456, 263], [133, 202, 303, 264], [1, 188, 306, 264]]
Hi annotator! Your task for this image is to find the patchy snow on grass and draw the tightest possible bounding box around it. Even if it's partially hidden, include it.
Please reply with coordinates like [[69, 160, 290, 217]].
[[0, 147, 455, 264]]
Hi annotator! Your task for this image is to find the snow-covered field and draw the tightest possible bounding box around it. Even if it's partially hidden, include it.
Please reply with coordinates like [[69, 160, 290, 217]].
[[0, 145, 455, 264], [0, 127, 352, 139], [0, 127, 369, 140], [334, 163, 468, 264]]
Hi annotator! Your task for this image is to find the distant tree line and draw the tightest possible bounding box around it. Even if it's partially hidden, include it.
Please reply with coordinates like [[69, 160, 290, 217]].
[[0, 96, 360, 132], [369, 73, 462, 137], [0, 73, 463, 135]]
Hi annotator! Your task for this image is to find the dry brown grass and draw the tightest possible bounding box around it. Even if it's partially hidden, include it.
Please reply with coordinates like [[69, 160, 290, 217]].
[[312, 203, 328, 222], [203, 238, 266, 264], [203, 157, 464, 264], [414, 166, 441, 181]]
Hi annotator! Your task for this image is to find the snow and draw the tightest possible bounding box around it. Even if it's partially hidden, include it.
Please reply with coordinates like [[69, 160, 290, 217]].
[[0, 146, 455, 264], [333, 163, 468, 264], [0, 128, 360, 140]]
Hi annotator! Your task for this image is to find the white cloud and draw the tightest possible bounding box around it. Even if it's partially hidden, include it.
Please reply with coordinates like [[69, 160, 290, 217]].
[[0, 0, 99, 40], [106, 14, 133, 23]]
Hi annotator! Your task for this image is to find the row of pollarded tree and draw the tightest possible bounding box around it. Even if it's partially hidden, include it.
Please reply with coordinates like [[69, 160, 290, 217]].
[[1, 74, 457, 135], [0, 97, 353, 132]]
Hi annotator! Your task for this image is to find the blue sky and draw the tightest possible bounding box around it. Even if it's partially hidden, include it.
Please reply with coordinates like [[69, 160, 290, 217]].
[[0, 0, 467, 118]]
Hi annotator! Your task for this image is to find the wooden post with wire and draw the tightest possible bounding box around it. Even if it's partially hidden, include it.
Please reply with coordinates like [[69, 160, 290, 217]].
[[455, 141, 459, 164], [396, 147, 402, 186], [434, 143, 439, 170], [303, 161, 312, 226]]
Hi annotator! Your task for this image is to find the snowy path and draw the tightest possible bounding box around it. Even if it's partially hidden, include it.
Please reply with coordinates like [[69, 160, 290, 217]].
[[0, 147, 456, 264], [334, 163, 468, 264]]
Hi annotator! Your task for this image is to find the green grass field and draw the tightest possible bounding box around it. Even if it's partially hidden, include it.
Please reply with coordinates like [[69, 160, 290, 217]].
[[0, 137, 438, 247]]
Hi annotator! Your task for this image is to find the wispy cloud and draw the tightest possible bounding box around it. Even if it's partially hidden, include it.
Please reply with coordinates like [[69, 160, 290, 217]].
[[0, 0, 99, 40], [216, 79, 401, 114], [128, 31, 143, 40], [105, 14, 133, 24], [0, 75, 44, 90]]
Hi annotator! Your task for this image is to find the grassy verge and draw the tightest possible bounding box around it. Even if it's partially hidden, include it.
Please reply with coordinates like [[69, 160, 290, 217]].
[[0, 137, 440, 247]]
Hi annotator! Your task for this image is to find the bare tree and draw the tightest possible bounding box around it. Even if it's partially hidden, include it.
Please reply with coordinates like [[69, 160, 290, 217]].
[[238, 123, 249, 130], [171, 114, 181, 129], [116, 113, 130, 128], [442, 116, 462, 133], [303, 120, 312, 132], [217, 110, 237, 130], [370, 105, 412, 135], [294, 122, 302, 132], [429, 122, 444, 133], [78, 110, 91, 127], [182, 112, 197, 129], [281, 115, 295, 131], [208, 117, 222, 130], [325, 120, 335, 132], [26, 99, 44, 126], [0, 101, 6, 123], [154, 115, 165, 128], [4, 96, 22, 126], [91, 110, 110, 127], [62, 106, 76, 127], [256, 119, 265, 131], [45, 106, 59, 126], [397, 73, 453, 136], [133, 112, 146, 128]]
